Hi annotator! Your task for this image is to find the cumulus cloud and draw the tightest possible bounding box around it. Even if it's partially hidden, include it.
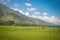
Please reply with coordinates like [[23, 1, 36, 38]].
[[31, 13, 60, 24], [16, 9, 24, 14], [50, 16, 57, 22], [27, 8, 36, 11], [43, 16, 49, 19], [24, 12, 29, 16], [31, 14, 37, 18], [24, 3, 32, 7], [14, 3, 19, 7], [1, 0, 10, 2], [40, 16, 59, 23], [34, 12, 40, 14], [11, 8, 24, 14], [0, 0, 10, 4], [42, 16, 60, 24], [10, 8, 60, 24], [11, 8, 18, 11], [43, 12, 47, 15], [11, 8, 29, 16]]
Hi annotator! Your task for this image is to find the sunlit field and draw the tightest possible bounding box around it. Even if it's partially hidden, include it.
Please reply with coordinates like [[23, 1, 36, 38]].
[[0, 26, 60, 40]]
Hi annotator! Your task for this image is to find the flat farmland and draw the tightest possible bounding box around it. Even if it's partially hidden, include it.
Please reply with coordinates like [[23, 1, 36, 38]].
[[0, 26, 60, 40]]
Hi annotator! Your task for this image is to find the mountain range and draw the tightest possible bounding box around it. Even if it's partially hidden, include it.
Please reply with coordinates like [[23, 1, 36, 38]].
[[0, 4, 57, 26]]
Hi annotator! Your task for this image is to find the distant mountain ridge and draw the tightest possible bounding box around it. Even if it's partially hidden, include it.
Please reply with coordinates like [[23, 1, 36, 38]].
[[0, 4, 57, 26]]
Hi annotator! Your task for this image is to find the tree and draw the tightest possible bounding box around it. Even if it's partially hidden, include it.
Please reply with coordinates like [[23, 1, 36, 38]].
[[0, 20, 4, 25], [5, 20, 15, 25], [0, 10, 4, 17]]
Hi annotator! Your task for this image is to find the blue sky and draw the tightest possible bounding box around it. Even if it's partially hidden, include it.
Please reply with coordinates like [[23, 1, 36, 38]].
[[0, 0, 60, 24]]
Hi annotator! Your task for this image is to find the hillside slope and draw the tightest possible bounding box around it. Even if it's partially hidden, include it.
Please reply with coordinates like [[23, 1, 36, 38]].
[[0, 4, 55, 26]]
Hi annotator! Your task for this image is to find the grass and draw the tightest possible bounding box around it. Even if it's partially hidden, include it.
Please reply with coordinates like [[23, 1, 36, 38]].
[[0, 26, 60, 40]]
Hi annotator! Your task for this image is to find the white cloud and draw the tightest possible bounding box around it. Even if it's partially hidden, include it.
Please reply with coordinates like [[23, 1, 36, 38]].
[[31, 12, 40, 17], [12, 8, 18, 11], [10, 8, 60, 24], [14, 3, 19, 7], [51, 16, 55, 18], [12, 9, 59, 24], [11, 8, 24, 14], [24, 3, 32, 7], [3, 2, 7, 4], [43, 16, 49, 19], [43, 12, 47, 15], [31, 14, 37, 18], [12, 8, 24, 14], [34, 12, 40, 14], [1, 0, 10, 2], [50, 16, 57, 22], [11, 8, 30, 16], [43, 16, 60, 24], [27, 8, 36, 11], [31, 14, 60, 24], [25, 12, 29, 16], [16, 9, 24, 14], [0, 0, 10, 4]]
